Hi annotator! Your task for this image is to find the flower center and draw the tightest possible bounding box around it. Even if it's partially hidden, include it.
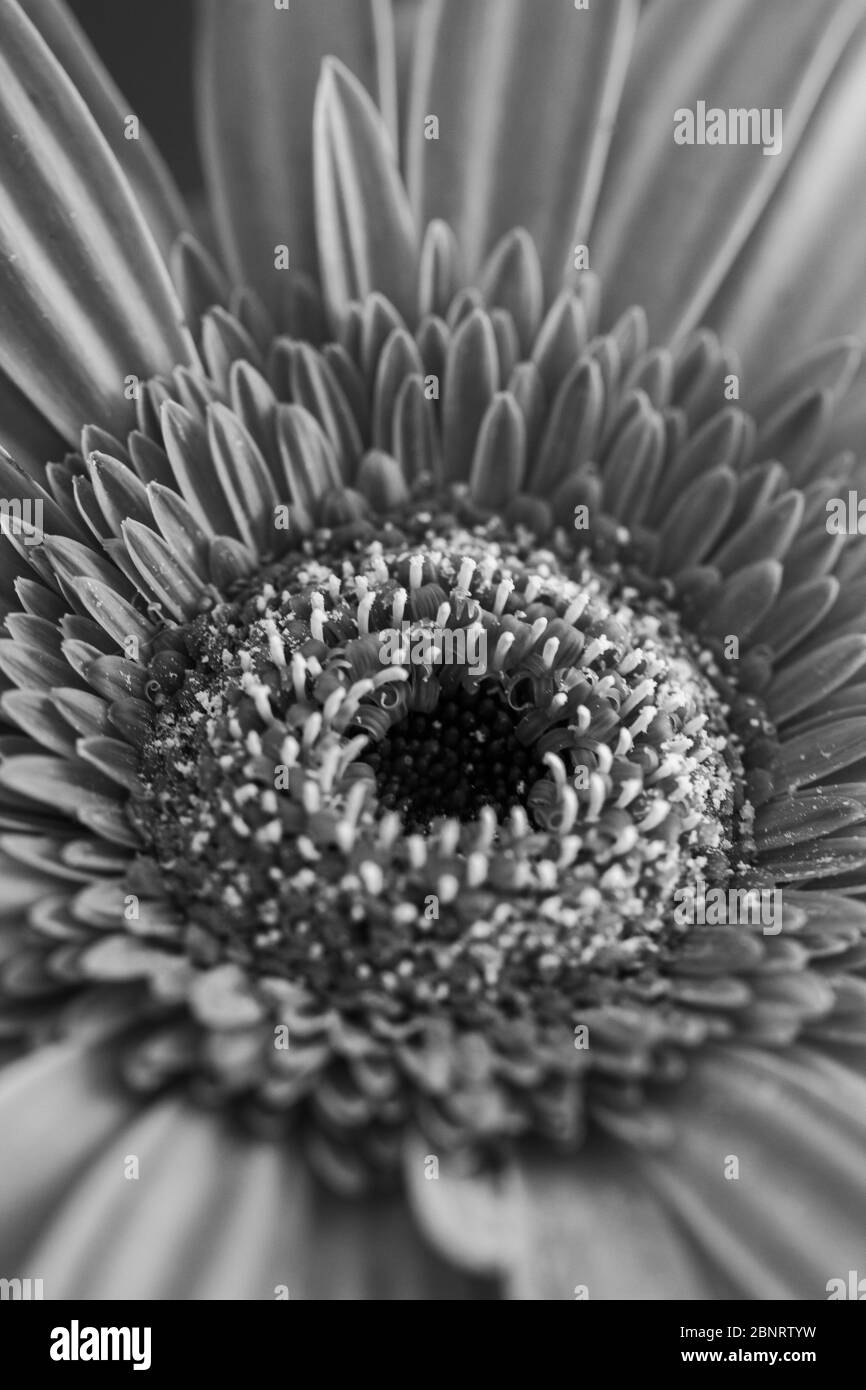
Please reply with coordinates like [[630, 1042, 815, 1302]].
[[368, 687, 546, 830], [129, 509, 766, 1016]]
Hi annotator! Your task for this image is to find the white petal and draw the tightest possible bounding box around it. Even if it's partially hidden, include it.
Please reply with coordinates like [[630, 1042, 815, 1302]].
[[590, 0, 866, 342], [406, 0, 639, 295]]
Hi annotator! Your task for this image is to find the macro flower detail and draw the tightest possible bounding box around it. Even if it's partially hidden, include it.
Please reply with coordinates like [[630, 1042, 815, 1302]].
[[1, 0, 866, 1301]]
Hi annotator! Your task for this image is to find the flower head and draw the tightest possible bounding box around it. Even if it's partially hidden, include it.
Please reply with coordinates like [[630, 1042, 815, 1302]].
[[2, 0, 866, 1299]]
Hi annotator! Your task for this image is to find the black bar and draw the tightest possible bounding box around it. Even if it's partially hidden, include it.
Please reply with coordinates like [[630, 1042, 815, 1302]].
[[1, 1299, 863, 1376]]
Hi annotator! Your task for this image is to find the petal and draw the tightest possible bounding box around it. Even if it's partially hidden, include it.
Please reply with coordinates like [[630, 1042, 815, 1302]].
[[441, 309, 500, 483], [395, 0, 425, 136], [0, 1041, 137, 1267], [496, 1043, 866, 1299], [206, 403, 280, 555], [780, 719, 866, 790], [0, 371, 65, 485], [470, 393, 526, 511], [196, 0, 397, 306], [705, 17, 866, 375], [20, 1092, 486, 1298], [641, 1045, 866, 1298], [20, 0, 190, 258], [590, 0, 866, 340], [121, 520, 208, 621], [508, 1149, 713, 1300], [405, 1140, 521, 1277], [314, 58, 419, 325], [768, 635, 866, 725], [407, 0, 640, 295], [0, 2, 197, 443]]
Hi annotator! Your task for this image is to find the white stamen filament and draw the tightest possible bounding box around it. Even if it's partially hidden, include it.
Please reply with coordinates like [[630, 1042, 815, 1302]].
[[639, 800, 670, 832], [291, 653, 307, 700], [492, 632, 516, 670], [409, 555, 424, 591], [263, 617, 286, 668], [621, 679, 655, 716], [587, 772, 606, 822], [543, 752, 567, 788], [391, 588, 407, 626], [357, 591, 375, 635], [564, 595, 589, 624], [493, 578, 514, 615]]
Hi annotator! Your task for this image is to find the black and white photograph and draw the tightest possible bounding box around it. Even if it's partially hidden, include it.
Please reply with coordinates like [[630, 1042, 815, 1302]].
[[1, 0, 866, 1335]]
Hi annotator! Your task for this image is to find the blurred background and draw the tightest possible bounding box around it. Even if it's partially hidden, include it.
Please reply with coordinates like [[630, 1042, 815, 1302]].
[[69, 0, 202, 194], [67, 0, 424, 199]]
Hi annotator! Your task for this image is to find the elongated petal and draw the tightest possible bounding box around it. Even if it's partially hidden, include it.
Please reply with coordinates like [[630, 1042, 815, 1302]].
[[477, 230, 544, 356], [146, 483, 210, 576], [277, 342, 364, 484], [197, 0, 397, 306], [88, 454, 151, 536], [0, 754, 122, 816], [655, 468, 738, 573], [530, 359, 603, 496], [356, 450, 409, 510], [314, 58, 419, 325], [755, 793, 866, 853], [418, 220, 463, 320], [160, 403, 234, 538], [207, 404, 280, 555], [638, 1047, 866, 1299], [0, 370, 64, 485], [69, 577, 155, 652], [405, 1140, 521, 1277], [600, 395, 665, 527], [76, 735, 140, 792], [769, 636, 866, 725], [712, 492, 805, 576], [590, 0, 866, 339], [781, 718, 866, 789], [442, 310, 499, 483], [121, 521, 207, 621], [700, 561, 783, 641], [372, 329, 424, 449], [170, 234, 231, 329], [1, 690, 77, 757], [392, 376, 438, 483], [0, 2, 196, 442], [651, 408, 752, 522], [0, 449, 89, 543], [43, 535, 131, 597], [470, 393, 526, 511], [750, 339, 862, 421], [755, 390, 833, 486], [52, 688, 113, 740], [0, 1043, 138, 1267], [276, 405, 342, 515], [407, 0, 639, 294], [20, 0, 190, 257], [705, 16, 866, 375], [750, 577, 839, 659], [508, 1149, 705, 1299]]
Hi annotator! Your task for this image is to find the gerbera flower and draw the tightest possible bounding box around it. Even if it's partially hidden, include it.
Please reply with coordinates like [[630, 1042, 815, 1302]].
[[1, 0, 866, 1300]]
